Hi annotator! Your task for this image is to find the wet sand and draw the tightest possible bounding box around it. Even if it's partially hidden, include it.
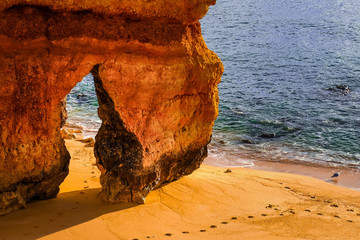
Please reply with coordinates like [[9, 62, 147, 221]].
[[1, 139, 360, 240], [205, 154, 360, 191]]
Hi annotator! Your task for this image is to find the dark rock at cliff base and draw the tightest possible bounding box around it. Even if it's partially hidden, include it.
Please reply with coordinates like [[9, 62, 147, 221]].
[[60, 98, 68, 128], [218, 140, 225, 144], [259, 133, 276, 138], [326, 85, 350, 95]]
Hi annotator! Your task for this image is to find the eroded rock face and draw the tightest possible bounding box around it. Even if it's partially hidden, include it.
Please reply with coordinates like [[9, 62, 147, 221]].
[[0, 1, 223, 214]]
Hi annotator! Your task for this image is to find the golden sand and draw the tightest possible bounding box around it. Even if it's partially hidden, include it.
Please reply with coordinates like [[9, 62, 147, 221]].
[[1, 139, 359, 240]]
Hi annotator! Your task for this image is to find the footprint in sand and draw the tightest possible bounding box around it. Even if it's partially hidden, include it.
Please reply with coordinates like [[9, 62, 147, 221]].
[[266, 204, 275, 209], [305, 209, 311, 212], [357, 213, 360, 216], [164, 233, 172, 236], [221, 221, 229, 224], [330, 204, 339, 208], [231, 217, 237, 220], [80, 191, 85, 194], [200, 230, 206, 232], [132, 238, 139, 240], [210, 225, 217, 228], [347, 220, 353, 223], [33, 226, 39, 229], [182, 231, 189, 234], [261, 214, 267, 216], [84, 180, 88, 183], [334, 215, 340, 218], [347, 209, 354, 212], [248, 216, 254, 219], [91, 171, 95, 174], [48, 219, 56, 222], [284, 186, 291, 189], [317, 213, 323, 216], [84, 186, 89, 189]]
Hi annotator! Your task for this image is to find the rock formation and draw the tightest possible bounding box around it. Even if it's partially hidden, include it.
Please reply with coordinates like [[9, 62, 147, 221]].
[[0, 0, 223, 215]]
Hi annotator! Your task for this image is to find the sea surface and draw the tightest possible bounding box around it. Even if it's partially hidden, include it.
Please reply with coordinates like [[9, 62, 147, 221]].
[[66, 0, 360, 170]]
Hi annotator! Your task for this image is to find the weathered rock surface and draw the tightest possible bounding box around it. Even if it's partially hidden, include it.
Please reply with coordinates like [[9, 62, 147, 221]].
[[0, 1, 223, 214]]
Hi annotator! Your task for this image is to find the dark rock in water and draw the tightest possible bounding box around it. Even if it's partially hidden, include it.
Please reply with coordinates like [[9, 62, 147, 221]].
[[224, 169, 232, 173], [326, 85, 350, 95], [241, 139, 255, 144], [77, 94, 88, 99], [218, 140, 225, 144], [259, 133, 276, 138]]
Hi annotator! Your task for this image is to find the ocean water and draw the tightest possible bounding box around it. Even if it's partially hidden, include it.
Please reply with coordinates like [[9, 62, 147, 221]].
[[66, 74, 101, 138], [66, 0, 360, 169]]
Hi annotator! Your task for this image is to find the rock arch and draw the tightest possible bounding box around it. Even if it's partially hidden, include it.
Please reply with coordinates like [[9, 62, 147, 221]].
[[0, 1, 223, 215]]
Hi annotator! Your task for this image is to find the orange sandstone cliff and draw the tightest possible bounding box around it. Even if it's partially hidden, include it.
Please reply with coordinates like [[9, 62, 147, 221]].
[[0, 0, 223, 215]]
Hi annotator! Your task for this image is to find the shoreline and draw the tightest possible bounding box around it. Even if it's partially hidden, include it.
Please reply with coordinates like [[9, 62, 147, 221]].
[[62, 121, 360, 192], [1, 139, 360, 240], [62, 123, 360, 192], [61, 123, 360, 192], [205, 154, 360, 192]]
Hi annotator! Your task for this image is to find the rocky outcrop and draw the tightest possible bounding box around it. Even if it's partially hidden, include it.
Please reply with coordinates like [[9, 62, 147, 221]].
[[0, 1, 223, 214]]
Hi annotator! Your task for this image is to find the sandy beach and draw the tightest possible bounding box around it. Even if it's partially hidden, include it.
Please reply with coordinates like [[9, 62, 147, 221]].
[[1, 139, 360, 240]]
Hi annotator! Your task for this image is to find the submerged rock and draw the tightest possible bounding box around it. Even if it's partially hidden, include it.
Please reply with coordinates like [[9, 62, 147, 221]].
[[326, 85, 350, 95], [259, 133, 277, 138], [241, 139, 255, 144], [0, 0, 223, 214]]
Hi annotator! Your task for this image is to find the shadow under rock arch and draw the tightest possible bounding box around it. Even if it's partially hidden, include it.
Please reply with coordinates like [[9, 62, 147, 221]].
[[0, 188, 138, 239]]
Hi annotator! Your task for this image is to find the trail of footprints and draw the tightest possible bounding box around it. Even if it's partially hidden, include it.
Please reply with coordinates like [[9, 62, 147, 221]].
[[16, 182, 359, 239], [130, 186, 359, 240]]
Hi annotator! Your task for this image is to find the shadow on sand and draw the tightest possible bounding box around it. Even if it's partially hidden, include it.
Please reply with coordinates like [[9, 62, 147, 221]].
[[0, 188, 139, 240]]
